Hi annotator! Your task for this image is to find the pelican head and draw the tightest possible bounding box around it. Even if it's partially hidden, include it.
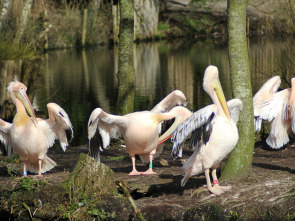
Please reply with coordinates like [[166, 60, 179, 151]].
[[7, 80, 38, 125], [203, 65, 230, 119]]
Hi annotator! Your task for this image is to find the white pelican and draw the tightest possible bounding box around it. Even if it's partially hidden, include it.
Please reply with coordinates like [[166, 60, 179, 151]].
[[171, 65, 243, 195], [0, 80, 73, 177], [88, 90, 192, 175], [253, 76, 295, 149]]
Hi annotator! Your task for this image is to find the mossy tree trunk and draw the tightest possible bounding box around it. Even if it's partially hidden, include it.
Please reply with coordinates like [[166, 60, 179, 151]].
[[116, 0, 135, 115], [221, 0, 255, 180]]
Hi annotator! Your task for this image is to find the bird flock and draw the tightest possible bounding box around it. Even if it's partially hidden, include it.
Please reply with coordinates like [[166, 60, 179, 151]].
[[0, 65, 292, 195]]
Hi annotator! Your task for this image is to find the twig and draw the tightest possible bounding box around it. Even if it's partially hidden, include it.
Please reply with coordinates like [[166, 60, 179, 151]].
[[22, 202, 33, 220], [117, 181, 146, 221]]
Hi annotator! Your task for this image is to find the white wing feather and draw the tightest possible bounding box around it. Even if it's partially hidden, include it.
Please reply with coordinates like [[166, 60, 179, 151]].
[[171, 104, 217, 157], [0, 119, 13, 156], [44, 103, 73, 152], [88, 108, 125, 161]]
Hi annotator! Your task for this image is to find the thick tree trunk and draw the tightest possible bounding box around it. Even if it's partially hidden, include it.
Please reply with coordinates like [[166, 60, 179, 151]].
[[15, 0, 34, 43], [115, 0, 135, 115], [0, 0, 12, 30], [134, 0, 159, 40], [221, 0, 254, 180]]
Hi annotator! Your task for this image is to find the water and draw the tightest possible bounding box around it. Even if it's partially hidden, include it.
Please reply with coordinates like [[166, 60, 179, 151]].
[[34, 37, 295, 146]]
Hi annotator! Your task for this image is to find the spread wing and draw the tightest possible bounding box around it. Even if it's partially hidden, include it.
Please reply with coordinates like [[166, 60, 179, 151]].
[[88, 108, 125, 161], [0, 119, 13, 156], [253, 76, 290, 131], [171, 104, 217, 158], [151, 90, 188, 136], [41, 103, 73, 152], [151, 90, 187, 113]]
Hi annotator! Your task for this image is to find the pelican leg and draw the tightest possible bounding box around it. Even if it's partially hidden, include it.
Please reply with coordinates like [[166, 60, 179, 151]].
[[142, 154, 157, 175], [129, 155, 143, 176], [212, 168, 231, 191], [23, 160, 28, 177], [36, 159, 43, 177], [205, 169, 224, 195]]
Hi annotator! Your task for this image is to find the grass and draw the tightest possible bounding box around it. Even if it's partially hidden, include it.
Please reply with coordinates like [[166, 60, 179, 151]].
[[0, 39, 36, 60]]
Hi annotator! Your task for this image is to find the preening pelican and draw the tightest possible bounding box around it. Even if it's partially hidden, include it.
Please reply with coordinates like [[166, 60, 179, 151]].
[[171, 65, 243, 195], [0, 80, 73, 177], [88, 90, 192, 175], [253, 76, 295, 149]]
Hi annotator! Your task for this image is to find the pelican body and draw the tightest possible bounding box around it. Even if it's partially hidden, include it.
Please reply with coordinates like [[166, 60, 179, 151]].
[[0, 80, 73, 176], [253, 76, 295, 149], [171, 65, 243, 195], [88, 90, 192, 175]]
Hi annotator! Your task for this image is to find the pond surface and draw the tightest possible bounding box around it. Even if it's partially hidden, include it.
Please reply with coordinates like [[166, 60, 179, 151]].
[[34, 37, 295, 147]]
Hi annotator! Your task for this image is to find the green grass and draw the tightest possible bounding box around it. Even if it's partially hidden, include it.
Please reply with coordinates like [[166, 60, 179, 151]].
[[0, 39, 36, 60], [158, 22, 170, 31]]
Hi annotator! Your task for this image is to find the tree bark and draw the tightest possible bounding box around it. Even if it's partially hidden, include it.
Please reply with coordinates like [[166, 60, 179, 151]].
[[112, 0, 120, 44], [134, 0, 159, 40], [15, 0, 34, 43], [0, 0, 12, 30], [115, 0, 135, 115], [221, 0, 254, 180]]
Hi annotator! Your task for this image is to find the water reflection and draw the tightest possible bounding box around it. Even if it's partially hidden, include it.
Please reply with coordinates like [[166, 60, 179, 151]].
[[29, 37, 295, 146]]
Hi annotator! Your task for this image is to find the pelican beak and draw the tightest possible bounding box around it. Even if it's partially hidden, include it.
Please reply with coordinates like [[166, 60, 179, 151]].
[[212, 77, 230, 119], [16, 89, 38, 126], [158, 114, 183, 145]]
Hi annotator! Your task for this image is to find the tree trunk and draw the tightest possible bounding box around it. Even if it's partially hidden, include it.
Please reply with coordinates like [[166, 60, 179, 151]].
[[15, 0, 34, 43], [82, 9, 88, 47], [115, 0, 135, 115], [112, 0, 120, 44], [0, 0, 12, 30], [134, 0, 159, 41], [221, 0, 254, 180]]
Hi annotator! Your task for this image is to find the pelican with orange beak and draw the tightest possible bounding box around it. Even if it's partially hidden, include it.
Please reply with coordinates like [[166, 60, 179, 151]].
[[0, 80, 73, 177], [171, 65, 243, 195]]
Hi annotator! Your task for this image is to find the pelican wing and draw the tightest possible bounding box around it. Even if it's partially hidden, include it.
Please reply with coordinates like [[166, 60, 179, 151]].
[[228, 98, 243, 124], [151, 90, 187, 113], [88, 108, 124, 161], [0, 119, 13, 156], [265, 109, 290, 149], [171, 104, 217, 157], [44, 103, 73, 152], [253, 76, 290, 131]]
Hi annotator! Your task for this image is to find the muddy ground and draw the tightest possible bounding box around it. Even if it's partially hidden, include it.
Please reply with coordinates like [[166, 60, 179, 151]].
[[0, 137, 294, 220]]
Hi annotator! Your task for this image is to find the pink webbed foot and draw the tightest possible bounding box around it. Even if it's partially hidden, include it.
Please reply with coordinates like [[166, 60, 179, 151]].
[[208, 185, 225, 195], [216, 185, 231, 191], [128, 170, 143, 176], [142, 168, 157, 175]]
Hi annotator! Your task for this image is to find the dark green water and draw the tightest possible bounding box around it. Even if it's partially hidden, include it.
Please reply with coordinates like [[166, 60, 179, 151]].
[[35, 37, 295, 146]]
